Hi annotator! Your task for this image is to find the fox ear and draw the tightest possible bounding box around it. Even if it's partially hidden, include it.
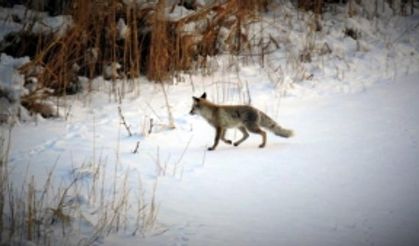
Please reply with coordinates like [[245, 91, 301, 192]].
[[200, 92, 207, 99], [192, 96, 200, 102]]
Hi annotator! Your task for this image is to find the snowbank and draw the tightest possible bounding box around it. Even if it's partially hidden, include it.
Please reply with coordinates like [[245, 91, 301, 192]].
[[0, 5, 72, 39], [245, 1, 419, 98], [0, 54, 30, 122]]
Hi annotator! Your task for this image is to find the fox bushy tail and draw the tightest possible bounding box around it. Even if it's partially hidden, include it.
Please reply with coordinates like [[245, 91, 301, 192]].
[[259, 111, 294, 138]]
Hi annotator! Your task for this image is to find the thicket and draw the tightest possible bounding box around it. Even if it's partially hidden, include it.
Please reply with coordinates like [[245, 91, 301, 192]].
[[0, 0, 417, 118], [4, 0, 269, 89]]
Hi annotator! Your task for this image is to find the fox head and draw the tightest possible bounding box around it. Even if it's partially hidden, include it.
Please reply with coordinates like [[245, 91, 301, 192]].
[[189, 92, 207, 115]]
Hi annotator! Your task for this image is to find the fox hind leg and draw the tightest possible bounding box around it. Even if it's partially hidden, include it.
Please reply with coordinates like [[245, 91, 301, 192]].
[[246, 124, 267, 148], [234, 127, 249, 147], [221, 129, 232, 145]]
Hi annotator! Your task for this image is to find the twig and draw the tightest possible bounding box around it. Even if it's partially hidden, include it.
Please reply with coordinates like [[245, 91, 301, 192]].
[[392, 21, 419, 44], [189, 74, 195, 93], [160, 83, 176, 129], [144, 102, 162, 121], [173, 136, 193, 176], [65, 105, 72, 121], [148, 118, 154, 134], [117, 106, 132, 137], [132, 141, 140, 154], [244, 80, 252, 105]]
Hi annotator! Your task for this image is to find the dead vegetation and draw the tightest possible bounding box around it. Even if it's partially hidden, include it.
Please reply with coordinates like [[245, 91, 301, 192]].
[[0, 0, 273, 118], [1, 0, 416, 119], [15, 0, 271, 87], [0, 126, 161, 245]]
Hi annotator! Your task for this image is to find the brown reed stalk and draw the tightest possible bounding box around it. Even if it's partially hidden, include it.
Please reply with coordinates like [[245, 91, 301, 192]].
[[148, 0, 172, 81]]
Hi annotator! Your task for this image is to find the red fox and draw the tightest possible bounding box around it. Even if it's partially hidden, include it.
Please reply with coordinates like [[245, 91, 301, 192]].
[[190, 92, 294, 151]]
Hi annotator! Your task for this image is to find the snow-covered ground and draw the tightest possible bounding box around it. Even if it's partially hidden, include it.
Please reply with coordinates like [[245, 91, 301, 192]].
[[132, 73, 419, 246], [4, 70, 419, 245], [2, 2, 419, 246]]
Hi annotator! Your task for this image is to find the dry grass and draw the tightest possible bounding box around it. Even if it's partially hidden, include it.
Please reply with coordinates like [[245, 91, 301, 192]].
[[7, 0, 416, 105], [0, 123, 161, 245], [0, 125, 13, 242], [148, 0, 171, 81], [0, 0, 277, 120], [297, 0, 324, 14], [15, 0, 270, 91]]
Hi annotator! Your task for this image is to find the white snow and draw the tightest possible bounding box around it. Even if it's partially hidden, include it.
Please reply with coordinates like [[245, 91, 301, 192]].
[[4, 70, 419, 245], [0, 54, 30, 122], [2, 1, 419, 246], [117, 18, 129, 40], [0, 5, 72, 38]]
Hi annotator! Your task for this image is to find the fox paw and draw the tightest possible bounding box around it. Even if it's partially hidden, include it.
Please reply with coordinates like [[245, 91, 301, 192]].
[[224, 140, 232, 145], [207, 147, 215, 151], [233, 143, 239, 147]]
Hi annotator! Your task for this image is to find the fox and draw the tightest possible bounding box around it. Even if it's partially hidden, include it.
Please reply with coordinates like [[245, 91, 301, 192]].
[[189, 92, 294, 151]]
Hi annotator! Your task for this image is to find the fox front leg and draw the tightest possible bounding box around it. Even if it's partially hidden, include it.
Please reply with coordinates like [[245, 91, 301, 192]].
[[221, 128, 232, 145], [208, 127, 222, 151]]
